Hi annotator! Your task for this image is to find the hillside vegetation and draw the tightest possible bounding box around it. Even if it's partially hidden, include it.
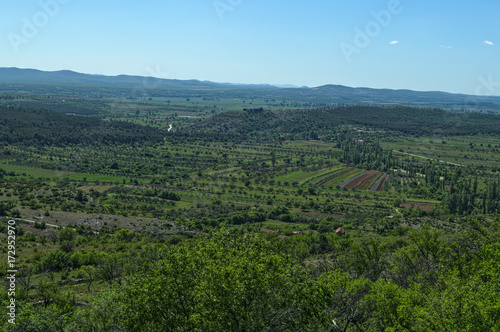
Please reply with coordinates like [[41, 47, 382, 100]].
[[188, 106, 500, 139], [1, 102, 500, 331], [0, 107, 165, 146]]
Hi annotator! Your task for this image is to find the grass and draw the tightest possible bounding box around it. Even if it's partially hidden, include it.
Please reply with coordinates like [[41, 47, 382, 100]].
[[381, 136, 500, 168], [0, 164, 77, 178], [274, 170, 316, 184], [0, 163, 148, 183]]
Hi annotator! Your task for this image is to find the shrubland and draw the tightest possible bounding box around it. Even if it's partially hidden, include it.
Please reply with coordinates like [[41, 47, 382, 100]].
[[1, 104, 500, 331]]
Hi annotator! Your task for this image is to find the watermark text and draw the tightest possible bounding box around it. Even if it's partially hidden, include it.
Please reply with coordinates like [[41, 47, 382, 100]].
[[6, 220, 17, 325], [8, 0, 71, 53], [340, 0, 407, 64], [213, 0, 243, 21]]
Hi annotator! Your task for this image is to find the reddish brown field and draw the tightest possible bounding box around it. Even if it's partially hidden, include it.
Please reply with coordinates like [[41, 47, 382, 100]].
[[344, 170, 381, 190], [419, 204, 435, 212], [373, 174, 388, 191], [324, 168, 360, 187]]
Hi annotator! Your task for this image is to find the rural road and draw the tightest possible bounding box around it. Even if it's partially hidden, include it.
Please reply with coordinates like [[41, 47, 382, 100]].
[[11, 217, 101, 234], [11, 218, 59, 228], [392, 150, 462, 166]]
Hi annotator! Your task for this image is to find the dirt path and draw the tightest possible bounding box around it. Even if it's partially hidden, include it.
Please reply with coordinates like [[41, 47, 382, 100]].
[[392, 150, 462, 166], [12, 218, 59, 228]]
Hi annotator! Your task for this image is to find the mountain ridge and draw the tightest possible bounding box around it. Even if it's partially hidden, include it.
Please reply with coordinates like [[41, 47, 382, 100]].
[[0, 67, 275, 90], [1, 67, 500, 113]]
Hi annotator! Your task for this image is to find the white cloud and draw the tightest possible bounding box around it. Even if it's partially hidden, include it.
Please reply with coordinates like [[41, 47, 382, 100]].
[[389, 40, 399, 45], [440, 45, 452, 49], [483, 40, 495, 46]]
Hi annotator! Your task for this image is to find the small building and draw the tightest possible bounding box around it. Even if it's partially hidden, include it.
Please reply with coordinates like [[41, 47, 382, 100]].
[[335, 227, 345, 236]]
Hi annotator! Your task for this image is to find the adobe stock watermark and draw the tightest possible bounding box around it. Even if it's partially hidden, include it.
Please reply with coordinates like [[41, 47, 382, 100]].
[[213, 0, 243, 21], [462, 74, 500, 111], [8, 0, 71, 53], [431, 74, 500, 137], [110, 64, 170, 112], [340, 0, 409, 64], [6, 220, 17, 325], [475, 75, 500, 96]]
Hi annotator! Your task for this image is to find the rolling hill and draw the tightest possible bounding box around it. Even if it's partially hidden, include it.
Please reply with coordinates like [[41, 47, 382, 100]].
[[1, 67, 500, 113], [186, 106, 500, 139]]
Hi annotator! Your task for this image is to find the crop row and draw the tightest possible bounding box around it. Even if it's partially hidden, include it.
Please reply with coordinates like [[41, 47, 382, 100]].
[[309, 166, 352, 187], [324, 168, 365, 188], [372, 173, 388, 191], [340, 170, 390, 191], [342, 170, 378, 190]]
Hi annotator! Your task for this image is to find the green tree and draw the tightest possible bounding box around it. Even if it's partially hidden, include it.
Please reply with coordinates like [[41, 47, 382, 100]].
[[74, 231, 339, 331], [97, 255, 125, 286], [58, 227, 76, 243], [0, 200, 15, 216], [79, 265, 99, 292]]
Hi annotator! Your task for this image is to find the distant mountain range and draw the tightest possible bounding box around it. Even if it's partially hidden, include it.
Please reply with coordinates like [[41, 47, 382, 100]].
[[0, 67, 276, 90], [1, 67, 500, 113]]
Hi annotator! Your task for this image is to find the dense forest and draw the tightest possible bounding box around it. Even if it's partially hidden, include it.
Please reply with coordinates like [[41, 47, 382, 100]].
[[189, 106, 500, 139], [0, 107, 165, 146]]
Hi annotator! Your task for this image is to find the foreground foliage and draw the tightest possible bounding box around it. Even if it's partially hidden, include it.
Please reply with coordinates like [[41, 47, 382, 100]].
[[2, 225, 500, 331]]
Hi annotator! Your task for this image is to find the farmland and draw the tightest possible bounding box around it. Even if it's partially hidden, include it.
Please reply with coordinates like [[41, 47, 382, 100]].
[[1, 107, 496, 237], [341, 170, 382, 190], [1, 99, 500, 330]]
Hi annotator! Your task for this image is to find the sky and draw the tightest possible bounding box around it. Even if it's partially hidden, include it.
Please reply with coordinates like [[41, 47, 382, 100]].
[[0, 0, 499, 95]]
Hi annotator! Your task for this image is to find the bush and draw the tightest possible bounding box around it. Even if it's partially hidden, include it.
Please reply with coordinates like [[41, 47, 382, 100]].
[[35, 251, 73, 273], [60, 241, 75, 253], [24, 231, 37, 242], [34, 221, 47, 229]]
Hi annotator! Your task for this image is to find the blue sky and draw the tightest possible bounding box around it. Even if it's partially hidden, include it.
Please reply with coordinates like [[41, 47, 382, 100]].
[[1, 0, 499, 95]]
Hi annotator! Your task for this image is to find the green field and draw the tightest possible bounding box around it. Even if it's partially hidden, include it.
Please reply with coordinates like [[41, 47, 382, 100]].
[[1, 101, 500, 331], [381, 136, 500, 169]]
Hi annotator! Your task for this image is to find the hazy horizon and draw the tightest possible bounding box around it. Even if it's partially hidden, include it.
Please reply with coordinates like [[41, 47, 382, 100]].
[[1, 0, 499, 95], [6, 66, 500, 98]]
